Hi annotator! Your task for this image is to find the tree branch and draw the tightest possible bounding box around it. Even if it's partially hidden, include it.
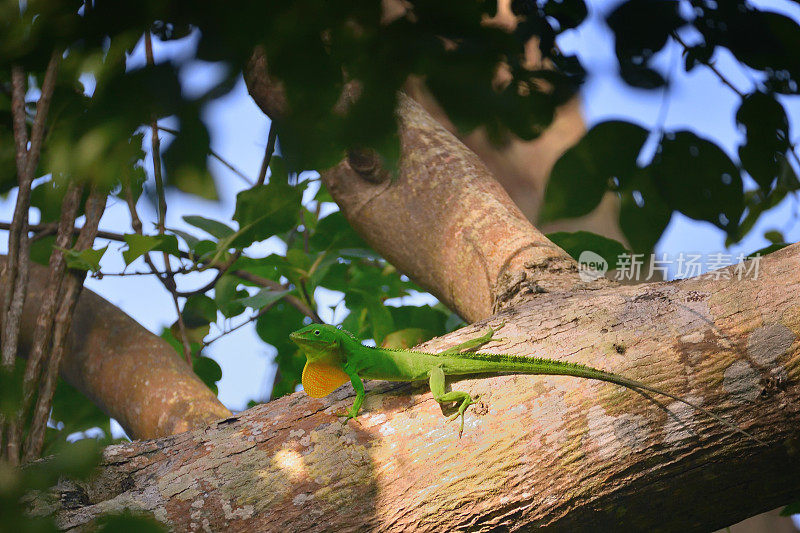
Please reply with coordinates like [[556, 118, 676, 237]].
[[5, 185, 83, 462], [244, 53, 594, 322], [322, 94, 589, 322], [24, 190, 106, 461], [2, 52, 61, 463], [44, 244, 800, 531], [0, 257, 232, 440]]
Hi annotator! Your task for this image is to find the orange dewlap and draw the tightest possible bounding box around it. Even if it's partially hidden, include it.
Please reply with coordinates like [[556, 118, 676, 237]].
[[301, 361, 350, 398]]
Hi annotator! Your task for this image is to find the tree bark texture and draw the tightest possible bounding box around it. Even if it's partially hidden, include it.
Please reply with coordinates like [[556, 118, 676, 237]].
[[1, 257, 231, 440], [323, 94, 588, 323], [244, 54, 608, 323], [45, 244, 800, 532]]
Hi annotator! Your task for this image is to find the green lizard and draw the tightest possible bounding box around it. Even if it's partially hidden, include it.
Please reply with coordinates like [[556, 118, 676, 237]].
[[290, 323, 761, 442]]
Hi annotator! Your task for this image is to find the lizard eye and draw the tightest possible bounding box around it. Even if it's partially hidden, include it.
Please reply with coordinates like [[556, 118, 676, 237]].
[[314, 330, 320, 335]]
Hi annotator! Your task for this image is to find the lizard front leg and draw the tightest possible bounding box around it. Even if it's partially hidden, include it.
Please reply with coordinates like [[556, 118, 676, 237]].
[[429, 365, 477, 437], [335, 370, 366, 420]]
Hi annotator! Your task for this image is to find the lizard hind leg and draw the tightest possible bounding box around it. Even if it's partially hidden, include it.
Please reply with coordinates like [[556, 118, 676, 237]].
[[438, 322, 505, 355], [429, 365, 478, 437]]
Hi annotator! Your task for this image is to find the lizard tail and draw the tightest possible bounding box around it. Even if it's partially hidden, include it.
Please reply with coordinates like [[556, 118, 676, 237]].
[[446, 351, 766, 446]]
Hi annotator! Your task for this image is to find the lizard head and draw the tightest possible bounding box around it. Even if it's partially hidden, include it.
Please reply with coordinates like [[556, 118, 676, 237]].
[[290, 324, 352, 397], [289, 324, 350, 359]]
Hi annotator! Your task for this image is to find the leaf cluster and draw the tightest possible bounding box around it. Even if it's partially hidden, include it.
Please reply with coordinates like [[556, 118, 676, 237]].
[[543, 0, 800, 251]]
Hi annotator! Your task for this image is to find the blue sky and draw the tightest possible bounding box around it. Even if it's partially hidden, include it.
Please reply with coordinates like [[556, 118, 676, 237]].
[[1, 1, 798, 435]]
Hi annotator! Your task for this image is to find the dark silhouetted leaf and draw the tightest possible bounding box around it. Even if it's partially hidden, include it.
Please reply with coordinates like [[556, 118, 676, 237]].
[[162, 113, 218, 200], [736, 92, 791, 192], [619, 167, 672, 253], [651, 131, 744, 237], [542, 121, 648, 222], [547, 231, 629, 266]]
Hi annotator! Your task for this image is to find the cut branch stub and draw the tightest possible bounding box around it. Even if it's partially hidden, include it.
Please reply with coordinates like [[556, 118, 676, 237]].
[[323, 93, 586, 322]]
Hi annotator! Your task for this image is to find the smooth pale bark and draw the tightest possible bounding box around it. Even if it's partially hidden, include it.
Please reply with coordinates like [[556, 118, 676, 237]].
[[44, 244, 800, 532], [244, 53, 601, 323], [1, 257, 231, 439], [323, 94, 588, 323]]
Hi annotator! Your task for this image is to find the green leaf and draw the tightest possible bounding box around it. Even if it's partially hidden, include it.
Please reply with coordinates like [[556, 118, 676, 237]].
[[181, 294, 218, 328], [161, 326, 204, 358], [546, 231, 629, 266], [780, 501, 800, 517], [192, 240, 218, 259], [347, 290, 394, 344], [736, 92, 791, 192], [0, 361, 24, 418], [64, 245, 108, 272], [314, 183, 335, 204], [308, 252, 340, 288], [30, 235, 58, 266], [747, 243, 790, 259], [167, 228, 200, 250], [31, 180, 87, 223], [51, 379, 112, 439], [542, 121, 648, 223], [193, 356, 222, 395], [651, 131, 744, 238], [183, 215, 235, 240], [121, 234, 180, 265], [232, 254, 284, 284], [25, 439, 102, 487], [255, 302, 306, 398], [381, 328, 433, 349], [309, 211, 370, 251], [236, 288, 290, 309], [619, 167, 672, 253], [339, 248, 383, 260], [386, 305, 448, 335], [230, 179, 304, 248], [215, 275, 247, 318], [764, 230, 785, 244], [285, 249, 311, 271], [95, 510, 168, 533]]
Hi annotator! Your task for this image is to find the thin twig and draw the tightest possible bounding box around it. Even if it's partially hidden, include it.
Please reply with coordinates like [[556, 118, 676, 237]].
[[672, 33, 744, 98], [6, 185, 82, 461], [256, 123, 278, 186], [2, 66, 31, 374], [202, 302, 273, 347], [2, 52, 60, 463], [298, 280, 322, 323], [231, 269, 321, 322], [25, 50, 61, 179], [145, 32, 192, 365], [157, 125, 253, 185], [0, 221, 138, 246], [173, 250, 241, 298], [23, 190, 106, 462]]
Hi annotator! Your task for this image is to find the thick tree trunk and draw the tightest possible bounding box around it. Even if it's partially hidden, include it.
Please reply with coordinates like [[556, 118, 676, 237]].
[[41, 244, 800, 531]]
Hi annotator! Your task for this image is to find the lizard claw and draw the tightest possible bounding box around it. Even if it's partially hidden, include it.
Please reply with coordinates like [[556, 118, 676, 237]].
[[335, 408, 358, 420]]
